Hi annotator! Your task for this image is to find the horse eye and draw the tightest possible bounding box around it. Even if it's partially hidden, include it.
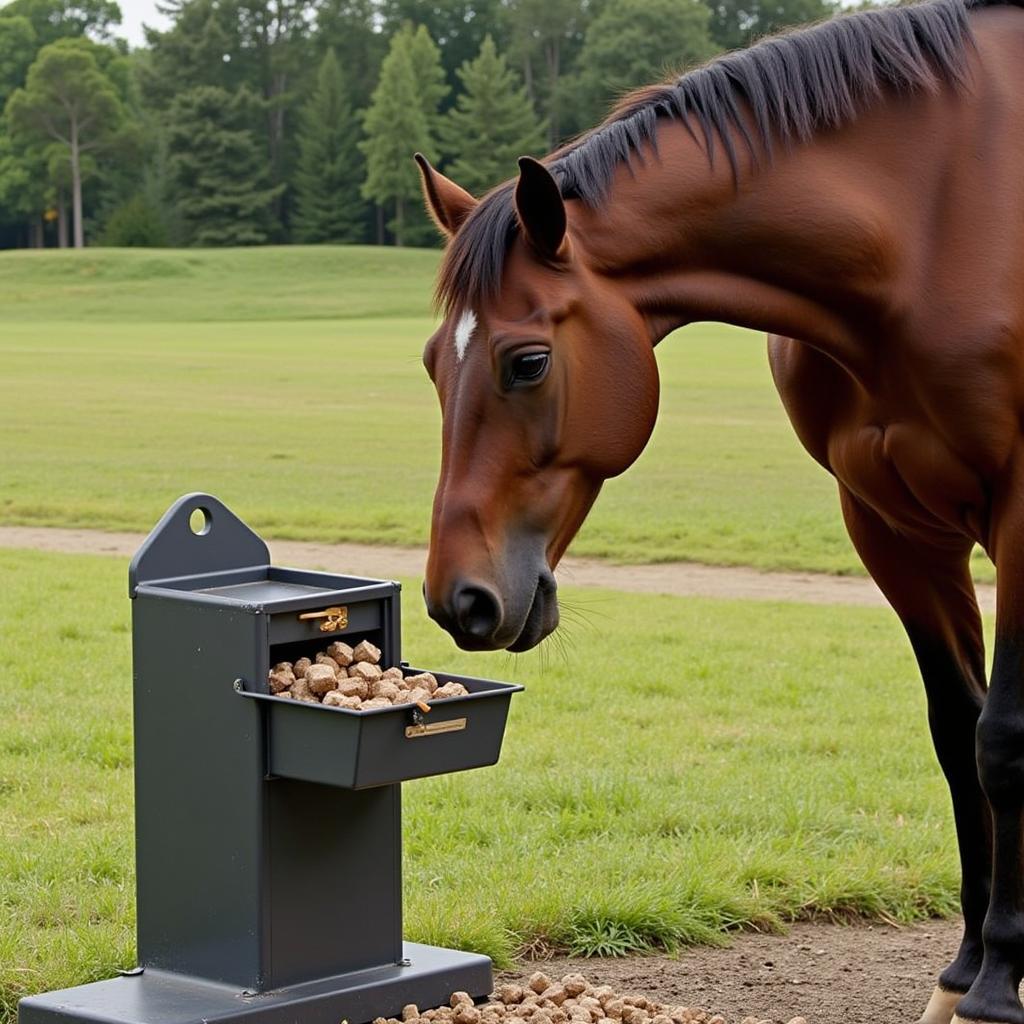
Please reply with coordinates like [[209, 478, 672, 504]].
[[506, 351, 550, 389]]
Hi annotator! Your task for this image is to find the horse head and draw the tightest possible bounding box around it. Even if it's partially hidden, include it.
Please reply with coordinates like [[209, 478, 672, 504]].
[[416, 154, 660, 651]]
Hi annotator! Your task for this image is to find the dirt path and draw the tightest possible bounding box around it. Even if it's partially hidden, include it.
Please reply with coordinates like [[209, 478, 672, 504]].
[[502, 917, 964, 1024], [0, 525, 996, 610]]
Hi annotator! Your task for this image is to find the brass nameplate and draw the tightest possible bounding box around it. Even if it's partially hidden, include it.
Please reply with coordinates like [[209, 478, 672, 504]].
[[405, 718, 467, 739]]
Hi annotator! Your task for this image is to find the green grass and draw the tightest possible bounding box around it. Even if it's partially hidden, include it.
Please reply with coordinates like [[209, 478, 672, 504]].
[[0, 247, 994, 578], [0, 247, 440, 322], [0, 547, 965, 1022]]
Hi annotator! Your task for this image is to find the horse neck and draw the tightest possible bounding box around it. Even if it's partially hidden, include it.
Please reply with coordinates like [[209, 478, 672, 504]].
[[572, 103, 942, 378]]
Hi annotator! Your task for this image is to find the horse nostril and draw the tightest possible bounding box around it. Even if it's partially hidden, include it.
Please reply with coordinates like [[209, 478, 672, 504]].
[[452, 583, 502, 639]]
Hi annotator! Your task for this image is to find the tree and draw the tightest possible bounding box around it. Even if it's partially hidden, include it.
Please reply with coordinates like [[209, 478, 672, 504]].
[[379, 0, 506, 97], [503, 0, 587, 147], [0, 124, 47, 246], [390, 24, 449, 245], [314, 0, 384, 111], [143, 0, 314, 238], [440, 35, 545, 195], [291, 48, 365, 242], [359, 29, 434, 246], [6, 37, 126, 247], [140, 0, 241, 108], [44, 140, 95, 245], [575, 0, 719, 127], [231, 0, 318, 225], [706, 0, 836, 51], [2, 0, 122, 46], [0, 16, 37, 102], [405, 24, 449, 145], [166, 85, 282, 245]]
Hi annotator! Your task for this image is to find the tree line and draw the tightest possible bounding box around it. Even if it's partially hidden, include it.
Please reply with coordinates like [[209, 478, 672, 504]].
[[0, 0, 837, 249]]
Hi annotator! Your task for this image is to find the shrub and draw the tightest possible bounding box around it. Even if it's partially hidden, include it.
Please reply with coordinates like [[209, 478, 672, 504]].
[[99, 194, 168, 247]]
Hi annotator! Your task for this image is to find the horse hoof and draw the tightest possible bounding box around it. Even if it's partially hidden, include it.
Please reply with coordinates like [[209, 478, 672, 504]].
[[951, 996, 1024, 1024], [918, 987, 963, 1024]]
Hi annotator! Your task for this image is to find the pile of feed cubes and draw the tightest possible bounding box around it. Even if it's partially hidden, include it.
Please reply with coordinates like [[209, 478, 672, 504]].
[[372, 974, 809, 1024], [268, 638, 470, 710]]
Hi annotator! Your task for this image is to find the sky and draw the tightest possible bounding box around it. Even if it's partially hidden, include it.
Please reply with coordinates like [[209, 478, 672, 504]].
[[113, 0, 170, 47]]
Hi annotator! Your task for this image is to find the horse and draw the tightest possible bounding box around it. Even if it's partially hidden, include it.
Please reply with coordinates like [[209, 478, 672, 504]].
[[414, 0, 1024, 1020]]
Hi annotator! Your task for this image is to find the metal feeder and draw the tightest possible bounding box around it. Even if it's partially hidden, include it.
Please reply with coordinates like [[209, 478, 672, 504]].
[[20, 493, 522, 1024]]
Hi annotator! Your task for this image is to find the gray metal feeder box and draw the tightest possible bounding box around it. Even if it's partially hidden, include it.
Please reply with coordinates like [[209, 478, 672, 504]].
[[20, 493, 522, 1024]]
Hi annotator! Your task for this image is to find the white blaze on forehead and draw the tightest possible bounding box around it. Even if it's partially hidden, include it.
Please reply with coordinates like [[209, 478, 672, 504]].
[[454, 309, 477, 362]]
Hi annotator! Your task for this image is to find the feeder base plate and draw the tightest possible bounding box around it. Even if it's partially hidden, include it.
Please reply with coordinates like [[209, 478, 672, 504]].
[[19, 943, 492, 1024]]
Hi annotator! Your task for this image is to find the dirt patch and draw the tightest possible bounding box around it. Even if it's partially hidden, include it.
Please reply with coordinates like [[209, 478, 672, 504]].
[[0, 526, 997, 610], [499, 918, 963, 1024]]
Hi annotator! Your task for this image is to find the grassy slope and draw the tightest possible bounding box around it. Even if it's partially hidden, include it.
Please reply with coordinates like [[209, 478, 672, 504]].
[[0, 247, 993, 578], [0, 548, 962, 1021], [0, 247, 440, 322]]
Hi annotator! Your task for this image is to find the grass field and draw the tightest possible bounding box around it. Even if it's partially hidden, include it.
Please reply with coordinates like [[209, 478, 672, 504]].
[[0, 547, 965, 1022], [0, 247, 440, 323], [0, 245, 897, 575]]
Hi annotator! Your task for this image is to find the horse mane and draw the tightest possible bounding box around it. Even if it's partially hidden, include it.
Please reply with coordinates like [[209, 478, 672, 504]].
[[437, 0, 985, 314]]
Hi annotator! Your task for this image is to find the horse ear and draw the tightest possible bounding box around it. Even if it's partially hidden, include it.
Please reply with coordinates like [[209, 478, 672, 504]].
[[415, 153, 477, 237], [515, 156, 567, 260]]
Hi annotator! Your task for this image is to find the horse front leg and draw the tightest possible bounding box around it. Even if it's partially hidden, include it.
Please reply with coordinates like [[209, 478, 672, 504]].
[[954, 490, 1024, 1022], [838, 488, 990, 1024]]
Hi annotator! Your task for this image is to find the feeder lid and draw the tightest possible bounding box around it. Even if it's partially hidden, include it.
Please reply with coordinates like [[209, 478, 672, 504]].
[[129, 493, 270, 596]]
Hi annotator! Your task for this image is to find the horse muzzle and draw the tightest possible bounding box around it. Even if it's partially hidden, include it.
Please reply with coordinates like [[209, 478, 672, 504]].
[[425, 568, 559, 652]]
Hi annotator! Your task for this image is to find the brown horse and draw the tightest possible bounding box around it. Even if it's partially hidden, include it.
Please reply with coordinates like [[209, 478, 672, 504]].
[[415, 1, 1024, 1020]]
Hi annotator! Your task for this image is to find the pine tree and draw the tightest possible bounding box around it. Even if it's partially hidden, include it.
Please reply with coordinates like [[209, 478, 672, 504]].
[[359, 28, 432, 246], [405, 24, 448, 145], [140, 0, 238, 109], [292, 48, 365, 243], [440, 35, 546, 196], [167, 85, 282, 245], [315, 0, 385, 113], [380, 0, 506, 89], [381, 24, 448, 247]]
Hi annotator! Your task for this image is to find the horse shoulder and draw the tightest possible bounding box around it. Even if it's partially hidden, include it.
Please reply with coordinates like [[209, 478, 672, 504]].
[[766, 333, 856, 472]]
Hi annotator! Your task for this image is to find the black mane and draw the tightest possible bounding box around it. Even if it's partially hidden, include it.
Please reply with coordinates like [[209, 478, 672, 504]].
[[437, 0, 986, 313]]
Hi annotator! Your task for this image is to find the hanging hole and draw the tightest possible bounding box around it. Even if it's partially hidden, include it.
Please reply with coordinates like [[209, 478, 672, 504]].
[[188, 507, 212, 536]]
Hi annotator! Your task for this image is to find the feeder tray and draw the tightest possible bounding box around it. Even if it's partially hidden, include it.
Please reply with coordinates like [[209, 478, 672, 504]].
[[19, 494, 523, 1024]]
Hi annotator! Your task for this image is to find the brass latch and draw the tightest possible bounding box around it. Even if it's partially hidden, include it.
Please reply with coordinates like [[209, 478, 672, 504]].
[[297, 606, 348, 632], [405, 718, 467, 739]]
